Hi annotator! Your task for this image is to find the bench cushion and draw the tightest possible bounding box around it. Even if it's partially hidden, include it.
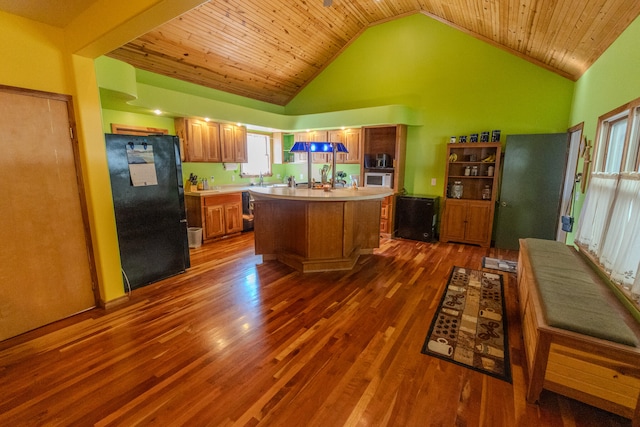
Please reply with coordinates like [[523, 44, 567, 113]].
[[524, 238, 639, 347]]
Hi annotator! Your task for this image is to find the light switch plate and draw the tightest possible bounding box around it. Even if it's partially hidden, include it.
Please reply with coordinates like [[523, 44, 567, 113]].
[[431, 178, 437, 186]]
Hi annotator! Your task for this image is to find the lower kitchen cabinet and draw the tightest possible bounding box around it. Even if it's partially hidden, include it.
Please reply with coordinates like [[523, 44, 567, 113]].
[[440, 199, 492, 247], [380, 195, 394, 236], [186, 193, 243, 241]]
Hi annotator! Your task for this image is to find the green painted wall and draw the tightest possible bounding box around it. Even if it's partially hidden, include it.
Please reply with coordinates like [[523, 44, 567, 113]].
[[565, 14, 640, 244], [101, 109, 176, 134], [571, 15, 640, 139], [286, 13, 575, 196]]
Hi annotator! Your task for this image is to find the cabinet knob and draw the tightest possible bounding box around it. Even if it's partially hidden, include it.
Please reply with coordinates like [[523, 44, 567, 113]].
[[501, 201, 508, 207]]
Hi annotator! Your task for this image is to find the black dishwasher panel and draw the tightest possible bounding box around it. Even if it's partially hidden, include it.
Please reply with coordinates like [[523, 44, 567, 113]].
[[395, 195, 439, 242], [242, 191, 254, 231]]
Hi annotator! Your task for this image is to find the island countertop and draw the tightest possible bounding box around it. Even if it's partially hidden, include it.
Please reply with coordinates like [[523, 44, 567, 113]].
[[248, 186, 394, 201], [251, 186, 392, 273]]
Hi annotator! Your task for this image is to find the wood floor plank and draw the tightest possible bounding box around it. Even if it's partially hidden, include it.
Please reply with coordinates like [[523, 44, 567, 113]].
[[0, 233, 632, 426]]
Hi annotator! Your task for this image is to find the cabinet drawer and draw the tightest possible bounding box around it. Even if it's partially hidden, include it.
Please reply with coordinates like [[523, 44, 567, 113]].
[[204, 193, 241, 206]]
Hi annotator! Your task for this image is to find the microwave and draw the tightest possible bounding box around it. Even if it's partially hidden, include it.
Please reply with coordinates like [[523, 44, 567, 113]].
[[364, 172, 393, 188]]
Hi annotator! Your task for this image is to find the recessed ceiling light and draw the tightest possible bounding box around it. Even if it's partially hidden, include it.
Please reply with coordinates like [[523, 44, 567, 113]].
[[153, 109, 162, 115]]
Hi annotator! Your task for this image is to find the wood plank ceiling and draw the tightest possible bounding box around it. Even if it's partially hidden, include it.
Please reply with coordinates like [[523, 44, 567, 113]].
[[107, 0, 640, 106]]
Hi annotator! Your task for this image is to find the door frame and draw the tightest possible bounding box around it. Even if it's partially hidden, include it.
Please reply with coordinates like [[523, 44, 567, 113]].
[[556, 123, 583, 242]]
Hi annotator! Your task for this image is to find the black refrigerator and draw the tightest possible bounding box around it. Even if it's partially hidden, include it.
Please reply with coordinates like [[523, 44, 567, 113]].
[[105, 134, 190, 290]]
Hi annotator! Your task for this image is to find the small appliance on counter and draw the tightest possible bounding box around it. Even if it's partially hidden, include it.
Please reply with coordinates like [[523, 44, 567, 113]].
[[364, 153, 393, 169], [376, 153, 392, 168]]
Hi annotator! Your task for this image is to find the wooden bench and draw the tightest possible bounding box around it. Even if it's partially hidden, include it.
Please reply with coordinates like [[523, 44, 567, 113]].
[[517, 238, 640, 426]]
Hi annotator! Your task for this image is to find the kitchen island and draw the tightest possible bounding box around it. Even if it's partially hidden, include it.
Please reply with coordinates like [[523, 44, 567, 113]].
[[249, 187, 394, 272]]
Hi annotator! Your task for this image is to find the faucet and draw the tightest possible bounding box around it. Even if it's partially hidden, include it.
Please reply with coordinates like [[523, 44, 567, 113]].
[[258, 171, 264, 186]]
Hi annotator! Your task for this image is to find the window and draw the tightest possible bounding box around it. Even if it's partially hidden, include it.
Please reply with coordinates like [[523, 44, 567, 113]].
[[575, 97, 640, 307], [595, 104, 640, 173], [626, 107, 640, 171], [602, 116, 627, 172], [241, 133, 271, 177]]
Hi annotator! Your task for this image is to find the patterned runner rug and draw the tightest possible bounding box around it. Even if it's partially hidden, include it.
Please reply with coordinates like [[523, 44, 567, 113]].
[[421, 266, 511, 382]]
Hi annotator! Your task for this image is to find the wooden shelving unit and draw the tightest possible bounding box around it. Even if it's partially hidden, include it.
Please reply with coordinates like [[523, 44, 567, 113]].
[[440, 142, 501, 247]]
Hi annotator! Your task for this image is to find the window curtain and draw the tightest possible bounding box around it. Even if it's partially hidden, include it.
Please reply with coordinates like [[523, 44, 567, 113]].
[[600, 173, 640, 301], [575, 172, 640, 303], [574, 173, 619, 255]]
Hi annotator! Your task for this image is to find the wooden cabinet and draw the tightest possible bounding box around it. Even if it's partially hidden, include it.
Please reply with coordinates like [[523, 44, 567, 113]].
[[185, 193, 243, 241], [174, 118, 220, 162], [362, 125, 407, 193], [440, 199, 492, 246], [362, 125, 406, 235], [220, 123, 247, 163], [440, 142, 501, 247], [380, 195, 394, 234], [294, 130, 331, 163], [176, 118, 247, 164], [204, 205, 225, 238], [286, 129, 361, 164], [329, 128, 362, 164]]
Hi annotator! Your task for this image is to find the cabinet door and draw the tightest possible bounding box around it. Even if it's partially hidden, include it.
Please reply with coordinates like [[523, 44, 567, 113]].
[[174, 118, 191, 162], [441, 200, 467, 242], [465, 201, 492, 245], [220, 124, 247, 163], [380, 195, 392, 234], [205, 205, 225, 239], [343, 128, 361, 164], [312, 152, 331, 163], [204, 121, 221, 162], [329, 130, 345, 163], [233, 125, 247, 163], [224, 202, 243, 234], [329, 129, 361, 164], [219, 123, 235, 162], [309, 131, 329, 163], [187, 119, 206, 162], [293, 132, 309, 162]]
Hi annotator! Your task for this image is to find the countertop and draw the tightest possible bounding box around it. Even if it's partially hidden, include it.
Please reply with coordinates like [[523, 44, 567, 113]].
[[248, 186, 393, 201], [184, 185, 250, 196]]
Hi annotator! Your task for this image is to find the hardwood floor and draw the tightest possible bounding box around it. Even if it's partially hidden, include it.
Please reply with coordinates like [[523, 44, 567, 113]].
[[0, 233, 631, 426]]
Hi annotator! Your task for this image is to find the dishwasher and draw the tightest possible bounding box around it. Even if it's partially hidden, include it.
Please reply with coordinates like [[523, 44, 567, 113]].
[[242, 191, 254, 231]]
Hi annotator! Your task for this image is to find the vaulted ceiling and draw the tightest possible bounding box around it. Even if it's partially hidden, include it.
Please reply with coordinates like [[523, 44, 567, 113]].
[[105, 0, 640, 106], [3, 1, 639, 107]]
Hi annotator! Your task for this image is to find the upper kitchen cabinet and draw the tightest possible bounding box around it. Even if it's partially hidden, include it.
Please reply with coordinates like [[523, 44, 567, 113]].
[[294, 130, 330, 163], [362, 125, 407, 193], [175, 118, 221, 163], [220, 123, 248, 163], [291, 131, 316, 163], [329, 128, 362, 164]]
